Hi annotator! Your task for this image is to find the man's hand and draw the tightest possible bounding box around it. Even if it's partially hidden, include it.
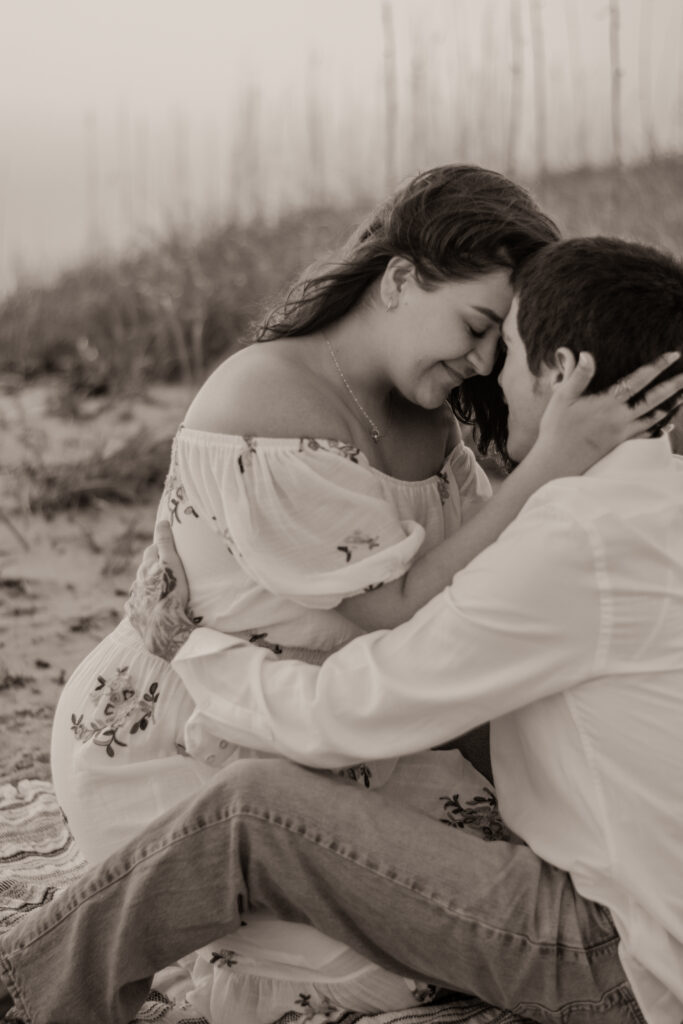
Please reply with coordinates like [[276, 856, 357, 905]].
[[125, 520, 196, 661]]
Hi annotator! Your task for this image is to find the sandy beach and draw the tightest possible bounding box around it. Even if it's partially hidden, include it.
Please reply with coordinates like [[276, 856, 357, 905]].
[[0, 377, 194, 783]]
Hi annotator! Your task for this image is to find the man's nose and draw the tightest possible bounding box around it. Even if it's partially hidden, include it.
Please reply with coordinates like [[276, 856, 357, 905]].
[[468, 335, 499, 376]]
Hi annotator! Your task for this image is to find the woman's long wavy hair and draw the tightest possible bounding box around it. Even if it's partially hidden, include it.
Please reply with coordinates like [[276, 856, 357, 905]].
[[254, 165, 559, 462]]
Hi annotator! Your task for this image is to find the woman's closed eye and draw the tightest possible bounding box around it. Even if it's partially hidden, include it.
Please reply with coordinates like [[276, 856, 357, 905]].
[[467, 324, 488, 340]]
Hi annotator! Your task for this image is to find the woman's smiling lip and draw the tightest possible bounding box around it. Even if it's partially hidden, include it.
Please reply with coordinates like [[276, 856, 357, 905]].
[[441, 362, 464, 386]]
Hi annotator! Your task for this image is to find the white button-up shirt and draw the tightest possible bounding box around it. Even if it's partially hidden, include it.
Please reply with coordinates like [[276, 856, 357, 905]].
[[174, 437, 683, 1024]]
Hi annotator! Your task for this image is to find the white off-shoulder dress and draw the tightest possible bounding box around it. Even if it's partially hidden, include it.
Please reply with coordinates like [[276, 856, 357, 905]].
[[51, 427, 506, 1023]]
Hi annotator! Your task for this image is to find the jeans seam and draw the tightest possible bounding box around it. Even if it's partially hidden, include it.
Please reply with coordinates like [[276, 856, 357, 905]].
[[0, 952, 32, 1023], [223, 805, 618, 959], [4, 802, 616, 966], [515, 980, 638, 1021]]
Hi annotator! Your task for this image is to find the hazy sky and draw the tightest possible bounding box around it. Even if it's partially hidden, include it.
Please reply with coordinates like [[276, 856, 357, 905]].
[[0, 0, 381, 118]]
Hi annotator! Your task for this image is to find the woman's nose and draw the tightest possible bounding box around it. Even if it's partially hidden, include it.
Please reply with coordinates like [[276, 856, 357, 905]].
[[468, 335, 499, 376]]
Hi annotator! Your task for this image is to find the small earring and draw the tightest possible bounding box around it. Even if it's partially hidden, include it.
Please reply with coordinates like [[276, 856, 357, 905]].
[[386, 299, 396, 312]]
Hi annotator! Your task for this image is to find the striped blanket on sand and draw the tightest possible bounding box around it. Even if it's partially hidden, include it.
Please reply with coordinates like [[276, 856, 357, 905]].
[[0, 779, 525, 1024]]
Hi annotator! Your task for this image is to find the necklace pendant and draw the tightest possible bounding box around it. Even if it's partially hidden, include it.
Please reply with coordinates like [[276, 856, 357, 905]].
[[323, 333, 384, 444]]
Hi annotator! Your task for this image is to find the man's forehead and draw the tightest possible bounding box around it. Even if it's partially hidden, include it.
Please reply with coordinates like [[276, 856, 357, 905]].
[[502, 295, 520, 334]]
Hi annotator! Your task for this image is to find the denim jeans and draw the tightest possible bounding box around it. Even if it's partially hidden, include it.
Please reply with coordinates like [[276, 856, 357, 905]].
[[0, 759, 644, 1024]]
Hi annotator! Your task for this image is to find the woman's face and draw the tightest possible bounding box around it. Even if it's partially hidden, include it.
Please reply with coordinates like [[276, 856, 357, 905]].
[[385, 265, 513, 409]]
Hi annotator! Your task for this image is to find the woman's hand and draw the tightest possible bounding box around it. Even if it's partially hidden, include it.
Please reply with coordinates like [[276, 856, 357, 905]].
[[125, 521, 196, 661], [533, 350, 683, 476]]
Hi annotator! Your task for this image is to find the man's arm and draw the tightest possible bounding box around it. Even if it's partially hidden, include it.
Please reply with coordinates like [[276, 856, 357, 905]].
[[158, 502, 603, 768]]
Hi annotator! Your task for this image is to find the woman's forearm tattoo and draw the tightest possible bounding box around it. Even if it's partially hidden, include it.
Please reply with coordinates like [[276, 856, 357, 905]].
[[148, 598, 195, 661], [160, 566, 177, 600]]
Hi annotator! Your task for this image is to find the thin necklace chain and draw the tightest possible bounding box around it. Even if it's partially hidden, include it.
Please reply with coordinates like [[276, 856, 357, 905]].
[[323, 334, 384, 443]]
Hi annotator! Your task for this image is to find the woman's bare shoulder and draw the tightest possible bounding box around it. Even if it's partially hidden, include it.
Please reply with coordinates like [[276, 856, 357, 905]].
[[183, 341, 352, 441]]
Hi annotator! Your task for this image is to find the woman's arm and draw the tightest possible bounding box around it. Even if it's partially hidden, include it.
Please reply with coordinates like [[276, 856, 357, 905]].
[[339, 352, 683, 631]]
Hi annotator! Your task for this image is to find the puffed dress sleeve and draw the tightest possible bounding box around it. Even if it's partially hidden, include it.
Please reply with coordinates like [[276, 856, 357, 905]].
[[448, 441, 493, 524], [175, 434, 427, 609]]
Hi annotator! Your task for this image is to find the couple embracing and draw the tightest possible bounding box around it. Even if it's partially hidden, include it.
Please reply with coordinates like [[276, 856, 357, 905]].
[[1, 165, 682, 1024]]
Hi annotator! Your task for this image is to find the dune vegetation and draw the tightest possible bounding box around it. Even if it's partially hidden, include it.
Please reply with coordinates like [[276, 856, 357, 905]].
[[2, 157, 682, 516]]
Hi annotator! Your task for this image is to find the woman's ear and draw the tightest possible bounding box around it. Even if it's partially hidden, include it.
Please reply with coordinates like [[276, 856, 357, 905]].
[[550, 346, 578, 386], [380, 257, 415, 310]]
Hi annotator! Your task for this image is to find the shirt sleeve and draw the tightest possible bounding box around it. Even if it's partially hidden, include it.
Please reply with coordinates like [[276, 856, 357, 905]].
[[177, 436, 426, 609], [172, 494, 604, 767]]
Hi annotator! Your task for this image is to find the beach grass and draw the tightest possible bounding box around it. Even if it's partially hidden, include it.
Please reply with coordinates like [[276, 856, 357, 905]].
[[3, 158, 683, 396], [3, 158, 682, 513], [0, 209, 358, 393]]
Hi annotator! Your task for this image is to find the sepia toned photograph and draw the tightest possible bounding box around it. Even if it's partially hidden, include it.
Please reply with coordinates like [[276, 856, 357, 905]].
[[0, 2, 681, 1022]]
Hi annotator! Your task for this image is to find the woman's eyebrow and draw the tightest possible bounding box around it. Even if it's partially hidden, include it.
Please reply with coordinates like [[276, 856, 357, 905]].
[[472, 305, 503, 324]]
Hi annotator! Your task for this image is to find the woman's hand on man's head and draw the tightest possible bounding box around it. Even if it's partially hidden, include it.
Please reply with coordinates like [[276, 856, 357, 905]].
[[535, 349, 683, 475], [125, 520, 196, 661]]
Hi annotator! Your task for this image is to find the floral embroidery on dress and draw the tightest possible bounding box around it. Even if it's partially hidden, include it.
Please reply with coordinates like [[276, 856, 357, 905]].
[[168, 483, 199, 523], [335, 763, 373, 787], [405, 979, 440, 1004], [298, 438, 361, 463], [291, 993, 344, 1022], [132, 988, 193, 1022], [439, 786, 513, 842], [337, 530, 380, 563], [249, 632, 284, 655], [237, 435, 258, 474], [210, 514, 234, 556], [163, 438, 199, 524], [70, 668, 160, 758], [436, 470, 450, 506], [209, 949, 239, 968], [187, 607, 204, 626]]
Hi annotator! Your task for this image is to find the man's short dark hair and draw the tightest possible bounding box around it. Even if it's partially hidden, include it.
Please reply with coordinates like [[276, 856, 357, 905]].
[[514, 237, 683, 397]]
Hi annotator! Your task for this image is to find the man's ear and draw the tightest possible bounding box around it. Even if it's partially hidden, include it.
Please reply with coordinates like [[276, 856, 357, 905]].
[[549, 346, 578, 387], [380, 256, 415, 309]]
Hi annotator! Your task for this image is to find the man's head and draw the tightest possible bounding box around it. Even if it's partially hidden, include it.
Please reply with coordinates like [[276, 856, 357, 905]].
[[499, 237, 683, 462]]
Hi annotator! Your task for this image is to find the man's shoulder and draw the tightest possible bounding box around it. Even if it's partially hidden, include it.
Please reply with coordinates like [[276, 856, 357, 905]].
[[461, 484, 596, 589], [513, 463, 683, 569], [517, 477, 595, 527], [491, 481, 608, 583], [521, 470, 645, 523]]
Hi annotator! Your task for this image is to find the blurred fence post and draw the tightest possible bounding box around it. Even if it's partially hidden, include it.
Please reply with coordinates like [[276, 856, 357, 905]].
[[638, 0, 655, 158], [382, 0, 398, 191], [507, 0, 523, 175], [231, 86, 262, 224], [134, 116, 149, 232], [173, 111, 191, 231], [0, 158, 8, 296], [609, 0, 623, 169], [564, 0, 587, 167], [307, 49, 325, 206], [679, 3, 683, 154], [117, 105, 134, 237], [410, 27, 425, 165], [84, 110, 102, 254], [529, 0, 547, 180], [454, 0, 471, 160]]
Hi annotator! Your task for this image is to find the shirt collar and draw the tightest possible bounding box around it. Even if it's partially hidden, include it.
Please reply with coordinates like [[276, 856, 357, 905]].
[[585, 434, 674, 480]]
